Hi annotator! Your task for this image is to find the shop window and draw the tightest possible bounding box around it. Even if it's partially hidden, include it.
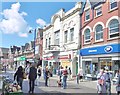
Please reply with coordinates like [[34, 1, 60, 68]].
[[109, 19, 119, 39]]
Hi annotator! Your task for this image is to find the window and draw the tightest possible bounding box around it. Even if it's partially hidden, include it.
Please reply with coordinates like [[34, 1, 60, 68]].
[[54, 30, 60, 45], [84, 29, 90, 43], [95, 7, 102, 17], [95, 25, 103, 41], [85, 9, 90, 21], [46, 39, 47, 48], [110, 0, 117, 10], [109, 19, 119, 38], [64, 30, 68, 43], [70, 28, 74, 41], [49, 38, 51, 46]]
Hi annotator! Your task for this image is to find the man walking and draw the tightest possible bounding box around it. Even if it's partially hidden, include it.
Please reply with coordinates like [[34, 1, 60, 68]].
[[104, 67, 111, 95], [28, 63, 37, 93], [62, 66, 68, 89]]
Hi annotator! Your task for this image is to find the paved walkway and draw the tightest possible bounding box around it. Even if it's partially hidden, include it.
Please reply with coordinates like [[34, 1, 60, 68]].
[[49, 75, 117, 93], [0, 70, 117, 94]]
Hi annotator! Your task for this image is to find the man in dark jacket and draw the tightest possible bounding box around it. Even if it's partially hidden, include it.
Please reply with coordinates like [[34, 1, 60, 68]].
[[28, 64, 37, 93]]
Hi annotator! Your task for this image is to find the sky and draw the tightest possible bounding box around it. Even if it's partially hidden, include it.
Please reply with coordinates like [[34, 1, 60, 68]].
[[0, 2, 76, 48]]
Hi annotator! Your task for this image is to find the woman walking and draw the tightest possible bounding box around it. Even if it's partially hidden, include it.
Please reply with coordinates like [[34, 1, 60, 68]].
[[97, 69, 106, 94], [14, 66, 24, 89]]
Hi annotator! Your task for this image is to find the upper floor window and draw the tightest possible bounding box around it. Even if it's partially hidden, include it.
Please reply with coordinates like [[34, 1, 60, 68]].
[[70, 28, 74, 41], [64, 30, 68, 43], [95, 24, 103, 41], [84, 29, 90, 43], [46, 39, 47, 48], [54, 30, 60, 45], [109, 19, 119, 38], [49, 37, 51, 46], [85, 9, 90, 21], [95, 7, 102, 17], [110, 0, 117, 10]]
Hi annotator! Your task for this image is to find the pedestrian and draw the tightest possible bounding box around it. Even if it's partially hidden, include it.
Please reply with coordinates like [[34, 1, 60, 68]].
[[44, 66, 50, 87], [62, 66, 68, 89], [77, 67, 83, 84], [97, 69, 106, 94], [68, 67, 72, 80], [104, 67, 111, 95], [14, 66, 24, 90], [28, 63, 37, 93], [36, 66, 42, 85], [116, 69, 120, 95]]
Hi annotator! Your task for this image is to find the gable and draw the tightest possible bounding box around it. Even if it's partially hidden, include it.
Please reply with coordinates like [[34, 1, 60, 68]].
[[84, 0, 91, 11]]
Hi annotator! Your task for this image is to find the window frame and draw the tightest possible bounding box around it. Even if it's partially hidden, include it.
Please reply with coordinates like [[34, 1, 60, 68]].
[[70, 28, 74, 42], [109, 19, 119, 39], [85, 9, 90, 21], [54, 30, 60, 45], [64, 30, 68, 43], [84, 29, 91, 43], [95, 7, 102, 17], [110, 1, 117, 10], [95, 24, 103, 41]]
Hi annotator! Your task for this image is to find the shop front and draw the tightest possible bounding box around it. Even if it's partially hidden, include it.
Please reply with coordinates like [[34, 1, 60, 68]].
[[80, 43, 120, 78]]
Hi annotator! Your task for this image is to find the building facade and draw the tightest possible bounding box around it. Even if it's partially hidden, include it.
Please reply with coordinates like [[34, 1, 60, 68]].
[[80, 0, 120, 77], [43, 2, 82, 76]]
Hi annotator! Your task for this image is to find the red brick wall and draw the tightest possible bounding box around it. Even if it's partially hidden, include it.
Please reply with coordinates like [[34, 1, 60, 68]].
[[81, 1, 119, 48]]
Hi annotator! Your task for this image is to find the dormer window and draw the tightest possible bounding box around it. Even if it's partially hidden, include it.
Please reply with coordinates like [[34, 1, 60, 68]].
[[85, 9, 90, 21], [95, 7, 102, 17], [110, 0, 117, 10]]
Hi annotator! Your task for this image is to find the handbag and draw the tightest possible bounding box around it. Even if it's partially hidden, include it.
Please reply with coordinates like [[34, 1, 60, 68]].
[[23, 73, 27, 79]]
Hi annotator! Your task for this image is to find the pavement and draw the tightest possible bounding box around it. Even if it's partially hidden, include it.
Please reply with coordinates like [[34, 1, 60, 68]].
[[0, 70, 117, 94]]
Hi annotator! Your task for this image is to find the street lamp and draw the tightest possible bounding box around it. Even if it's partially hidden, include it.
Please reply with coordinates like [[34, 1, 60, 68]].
[[29, 29, 36, 63]]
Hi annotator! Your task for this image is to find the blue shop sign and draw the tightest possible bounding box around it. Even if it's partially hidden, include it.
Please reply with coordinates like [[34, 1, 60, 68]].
[[80, 44, 120, 56]]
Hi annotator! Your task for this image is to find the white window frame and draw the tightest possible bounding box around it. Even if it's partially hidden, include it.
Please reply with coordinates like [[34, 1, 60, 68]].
[[54, 30, 60, 45], [85, 9, 90, 21], [70, 28, 74, 42], [95, 7, 102, 17], [95, 25, 103, 41], [46, 39, 47, 48], [110, 0, 117, 10], [109, 19, 119, 39], [84, 29, 90, 43], [64, 30, 68, 43]]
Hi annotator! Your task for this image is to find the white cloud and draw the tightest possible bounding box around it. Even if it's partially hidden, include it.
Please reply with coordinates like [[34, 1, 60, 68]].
[[18, 32, 28, 37], [36, 18, 46, 28], [0, 2, 29, 37]]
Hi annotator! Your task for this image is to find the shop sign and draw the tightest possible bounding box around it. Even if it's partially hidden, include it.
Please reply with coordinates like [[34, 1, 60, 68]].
[[80, 43, 120, 56], [104, 46, 113, 53], [43, 56, 54, 60]]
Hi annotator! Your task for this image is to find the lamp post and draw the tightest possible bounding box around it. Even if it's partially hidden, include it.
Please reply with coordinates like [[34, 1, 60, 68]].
[[29, 29, 36, 63]]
